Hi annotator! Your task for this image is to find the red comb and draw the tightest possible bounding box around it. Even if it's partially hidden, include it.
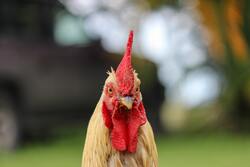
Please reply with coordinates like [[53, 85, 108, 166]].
[[116, 31, 134, 95]]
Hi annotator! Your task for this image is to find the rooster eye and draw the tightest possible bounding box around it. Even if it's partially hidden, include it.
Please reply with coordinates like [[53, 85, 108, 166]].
[[135, 87, 139, 92], [108, 88, 113, 94]]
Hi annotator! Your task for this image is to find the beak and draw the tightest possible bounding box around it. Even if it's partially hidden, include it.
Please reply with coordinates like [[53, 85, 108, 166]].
[[120, 96, 133, 110]]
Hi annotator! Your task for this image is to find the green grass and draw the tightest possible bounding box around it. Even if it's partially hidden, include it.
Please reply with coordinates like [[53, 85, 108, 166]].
[[1, 132, 250, 167], [157, 134, 250, 167]]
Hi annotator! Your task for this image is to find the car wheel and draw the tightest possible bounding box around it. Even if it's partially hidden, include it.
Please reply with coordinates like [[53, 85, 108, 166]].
[[0, 95, 19, 151]]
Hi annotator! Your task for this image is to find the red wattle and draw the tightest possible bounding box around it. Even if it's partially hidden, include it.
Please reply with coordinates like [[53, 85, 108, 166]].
[[111, 108, 127, 151], [128, 102, 147, 152], [102, 101, 147, 153]]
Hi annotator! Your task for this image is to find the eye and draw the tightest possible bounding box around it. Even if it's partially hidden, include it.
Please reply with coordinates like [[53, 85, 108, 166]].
[[108, 87, 113, 94], [135, 87, 139, 92]]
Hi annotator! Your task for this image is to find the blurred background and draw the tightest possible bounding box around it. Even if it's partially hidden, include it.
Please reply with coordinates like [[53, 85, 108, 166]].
[[0, 0, 250, 166]]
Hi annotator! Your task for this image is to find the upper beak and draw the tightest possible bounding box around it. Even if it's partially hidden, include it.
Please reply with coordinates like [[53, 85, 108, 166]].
[[120, 96, 133, 110]]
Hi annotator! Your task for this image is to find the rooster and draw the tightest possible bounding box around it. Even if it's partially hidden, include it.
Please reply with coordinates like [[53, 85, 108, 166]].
[[82, 31, 158, 167]]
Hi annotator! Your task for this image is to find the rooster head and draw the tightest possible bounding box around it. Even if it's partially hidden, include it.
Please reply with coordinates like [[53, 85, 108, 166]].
[[101, 31, 147, 153]]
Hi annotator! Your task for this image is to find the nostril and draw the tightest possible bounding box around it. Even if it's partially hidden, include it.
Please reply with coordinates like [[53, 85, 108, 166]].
[[123, 94, 133, 97]]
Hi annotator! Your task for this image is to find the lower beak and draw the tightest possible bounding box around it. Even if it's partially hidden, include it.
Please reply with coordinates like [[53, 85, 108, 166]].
[[121, 96, 133, 110]]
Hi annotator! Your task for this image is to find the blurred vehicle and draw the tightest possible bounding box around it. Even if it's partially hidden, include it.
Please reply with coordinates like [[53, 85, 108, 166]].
[[0, 39, 104, 149]]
